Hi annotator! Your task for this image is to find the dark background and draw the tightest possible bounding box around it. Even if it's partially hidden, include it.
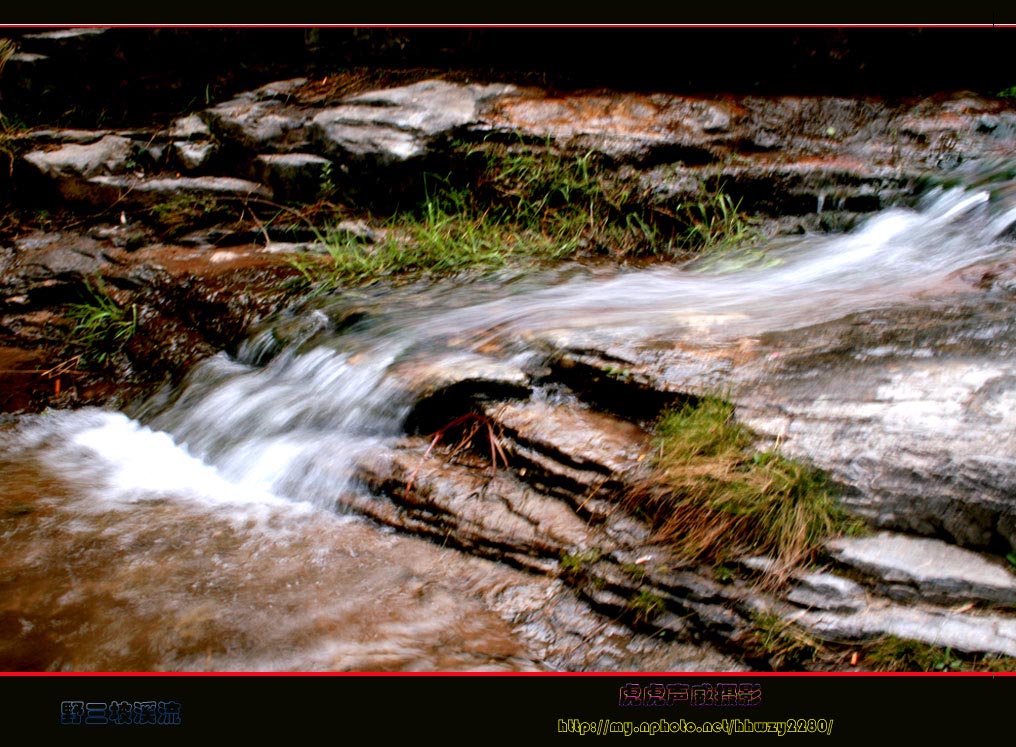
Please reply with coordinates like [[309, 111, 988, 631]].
[[5, 673, 1013, 739], [2, 26, 1016, 128]]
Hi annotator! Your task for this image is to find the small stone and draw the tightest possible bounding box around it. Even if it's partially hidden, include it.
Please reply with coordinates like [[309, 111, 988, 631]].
[[171, 141, 215, 172], [168, 114, 212, 140]]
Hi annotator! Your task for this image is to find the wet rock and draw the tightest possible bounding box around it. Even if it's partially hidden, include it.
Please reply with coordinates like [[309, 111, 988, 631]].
[[644, 160, 917, 217], [396, 352, 532, 433], [545, 345, 690, 420], [402, 352, 531, 398], [490, 400, 651, 477], [253, 153, 334, 201], [826, 532, 1016, 606], [350, 437, 752, 647], [1, 234, 118, 307], [736, 336, 1016, 552], [353, 441, 595, 570], [480, 576, 743, 671], [309, 79, 513, 166], [87, 224, 151, 251]]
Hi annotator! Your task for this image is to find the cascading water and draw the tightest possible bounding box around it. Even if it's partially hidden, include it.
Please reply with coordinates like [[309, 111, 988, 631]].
[[3, 167, 1015, 671]]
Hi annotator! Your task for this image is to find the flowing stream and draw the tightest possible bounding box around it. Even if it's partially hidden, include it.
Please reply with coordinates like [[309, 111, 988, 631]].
[[3, 167, 1015, 671]]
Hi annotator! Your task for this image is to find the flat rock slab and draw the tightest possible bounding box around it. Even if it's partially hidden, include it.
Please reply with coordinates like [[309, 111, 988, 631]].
[[797, 603, 1016, 658], [479, 92, 734, 162], [389, 351, 531, 403], [0, 234, 120, 304], [23, 135, 134, 179], [310, 79, 513, 165], [827, 531, 1016, 605], [85, 175, 272, 207]]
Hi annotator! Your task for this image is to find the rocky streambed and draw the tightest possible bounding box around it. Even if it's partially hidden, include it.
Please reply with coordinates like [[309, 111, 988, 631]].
[[2, 29, 1016, 672]]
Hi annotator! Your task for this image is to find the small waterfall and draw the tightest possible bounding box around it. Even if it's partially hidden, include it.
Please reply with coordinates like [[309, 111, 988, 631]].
[[16, 174, 997, 515]]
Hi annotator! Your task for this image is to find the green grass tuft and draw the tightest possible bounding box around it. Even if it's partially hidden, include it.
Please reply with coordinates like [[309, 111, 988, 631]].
[[624, 396, 861, 583], [288, 143, 760, 291], [742, 611, 822, 669], [64, 278, 138, 368], [146, 194, 236, 237], [0, 38, 15, 78], [627, 588, 667, 624], [675, 188, 761, 253], [559, 548, 603, 584]]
